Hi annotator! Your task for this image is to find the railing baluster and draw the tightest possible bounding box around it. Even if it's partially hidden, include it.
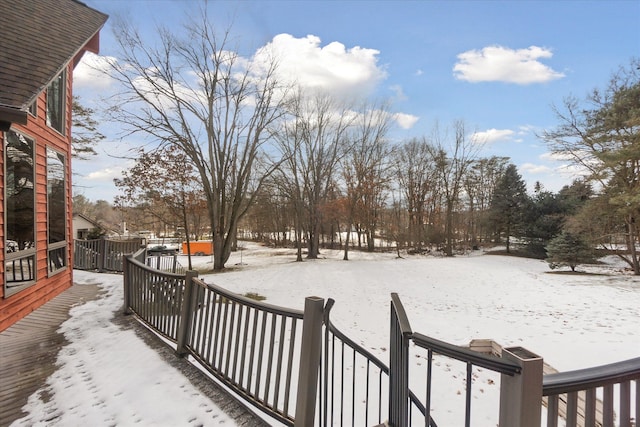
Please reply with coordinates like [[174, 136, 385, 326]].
[[365, 360, 370, 427], [636, 379, 639, 427], [584, 388, 596, 427], [351, 349, 356, 427], [273, 314, 287, 410], [620, 380, 631, 427], [426, 349, 433, 427], [224, 300, 237, 377], [603, 384, 614, 426], [465, 362, 472, 427], [247, 307, 259, 392], [238, 305, 251, 387], [211, 292, 223, 368], [264, 312, 277, 405], [340, 341, 345, 427], [255, 309, 268, 398], [566, 391, 578, 427], [283, 317, 297, 417], [547, 394, 558, 427]]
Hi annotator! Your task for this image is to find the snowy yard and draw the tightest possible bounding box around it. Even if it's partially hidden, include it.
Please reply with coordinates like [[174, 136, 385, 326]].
[[12, 242, 640, 426]]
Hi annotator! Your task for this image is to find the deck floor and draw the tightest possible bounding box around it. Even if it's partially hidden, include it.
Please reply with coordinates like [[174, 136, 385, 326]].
[[0, 280, 269, 427], [0, 284, 101, 426]]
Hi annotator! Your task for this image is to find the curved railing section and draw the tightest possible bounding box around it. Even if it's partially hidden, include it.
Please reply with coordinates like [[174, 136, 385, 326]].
[[123, 254, 305, 426], [542, 357, 640, 427], [185, 277, 304, 425], [123, 254, 186, 342]]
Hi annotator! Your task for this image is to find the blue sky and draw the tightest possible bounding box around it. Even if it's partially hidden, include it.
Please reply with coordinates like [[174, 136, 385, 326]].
[[74, 0, 640, 202]]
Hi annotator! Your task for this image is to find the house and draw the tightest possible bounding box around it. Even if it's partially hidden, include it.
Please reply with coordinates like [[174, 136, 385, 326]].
[[0, 0, 108, 331], [72, 213, 104, 240]]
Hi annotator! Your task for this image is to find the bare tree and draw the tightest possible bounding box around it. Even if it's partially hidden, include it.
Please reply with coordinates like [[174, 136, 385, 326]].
[[393, 137, 439, 250], [428, 120, 479, 256], [114, 145, 208, 270], [106, 13, 286, 270], [341, 101, 393, 259], [463, 156, 510, 247], [274, 92, 354, 260]]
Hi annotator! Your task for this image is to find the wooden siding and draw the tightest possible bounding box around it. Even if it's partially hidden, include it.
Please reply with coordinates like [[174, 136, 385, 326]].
[[0, 62, 75, 332]]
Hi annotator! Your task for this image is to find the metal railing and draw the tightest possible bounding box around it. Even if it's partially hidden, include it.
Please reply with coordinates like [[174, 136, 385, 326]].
[[543, 357, 640, 427], [183, 276, 305, 425], [145, 253, 186, 274], [320, 298, 428, 427], [123, 254, 185, 342], [122, 256, 640, 427], [123, 253, 310, 426], [390, 293, 543, 427]]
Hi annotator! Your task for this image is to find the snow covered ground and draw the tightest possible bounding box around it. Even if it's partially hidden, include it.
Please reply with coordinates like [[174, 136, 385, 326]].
[[11, 242, 640, 426]]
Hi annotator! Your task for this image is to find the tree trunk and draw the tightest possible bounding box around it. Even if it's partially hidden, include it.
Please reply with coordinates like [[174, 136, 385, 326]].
[[343, 222, 351, 261], [445, 200, 454, 257], [626, 216, 640, 275], [367, 229, 375, 252]]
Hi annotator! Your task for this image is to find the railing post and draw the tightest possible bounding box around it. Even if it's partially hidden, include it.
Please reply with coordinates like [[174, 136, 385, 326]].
[[98, 237, 106, 272], [294, 296, 325, 427], [122, 254, 132, 314], [176, 270, 199, 357], [389, 293, 412, 427], [499, 346, 543, 427]]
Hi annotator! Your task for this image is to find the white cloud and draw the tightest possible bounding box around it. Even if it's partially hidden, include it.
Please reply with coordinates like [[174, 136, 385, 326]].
[[253, 34, 388, 100], [388, 84, 407, 101], [453, 45, 565, 84], [73, 52, 118, 90], [471, 128, 514, 144], [521, 162, 552, 174], [393, 112, 419, 129], [415, 69, 424, 76], [85, 166, 125, 181]]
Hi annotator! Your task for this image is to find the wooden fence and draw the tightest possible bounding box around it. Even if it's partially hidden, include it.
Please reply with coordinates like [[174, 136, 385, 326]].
[[74, 238, 144, 272]]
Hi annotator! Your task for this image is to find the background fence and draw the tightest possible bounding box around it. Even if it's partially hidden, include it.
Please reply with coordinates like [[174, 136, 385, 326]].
[[74, 238, 144, 272]]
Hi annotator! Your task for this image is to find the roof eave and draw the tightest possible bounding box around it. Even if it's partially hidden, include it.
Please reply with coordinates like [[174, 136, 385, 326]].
[[0, 105, 28, 130]]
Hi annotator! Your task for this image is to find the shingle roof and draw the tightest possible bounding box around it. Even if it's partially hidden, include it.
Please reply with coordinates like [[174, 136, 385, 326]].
[[0, 0, 108, 123]]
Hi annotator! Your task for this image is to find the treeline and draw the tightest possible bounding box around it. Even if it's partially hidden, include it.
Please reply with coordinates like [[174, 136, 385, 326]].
[[100, 11, 638, 272]]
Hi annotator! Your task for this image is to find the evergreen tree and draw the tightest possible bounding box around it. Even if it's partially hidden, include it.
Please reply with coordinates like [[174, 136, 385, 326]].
[[489, 164, 529, 252], [546, 231, 594, 272], [543, 58, 640, 274]]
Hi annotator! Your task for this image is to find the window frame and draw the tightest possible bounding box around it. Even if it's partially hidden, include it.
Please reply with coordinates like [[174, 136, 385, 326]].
[[46, 69, 66, 135], [46, 147, 68, 276], [4, 130, 37, 297], [28, 99, 37, 117]]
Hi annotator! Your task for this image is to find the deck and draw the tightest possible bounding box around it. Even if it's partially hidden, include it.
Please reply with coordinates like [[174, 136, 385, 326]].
[[0, 283, 101, 426], [0, 279, 269, 427]]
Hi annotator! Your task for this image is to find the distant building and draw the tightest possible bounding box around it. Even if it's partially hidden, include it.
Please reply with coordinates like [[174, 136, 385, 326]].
[[0, 0, 108, 331], [72, 213, 104, 240]]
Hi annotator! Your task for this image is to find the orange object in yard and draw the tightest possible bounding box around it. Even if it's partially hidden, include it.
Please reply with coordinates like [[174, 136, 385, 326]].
[[182, 241, 214, 256]]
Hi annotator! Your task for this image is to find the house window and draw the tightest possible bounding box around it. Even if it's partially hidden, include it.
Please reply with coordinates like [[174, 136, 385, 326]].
[[28, 99, 37, 117], [46, 70, 65, 134], [47, 148, 67, 274], [4, 131, 36, 295]]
